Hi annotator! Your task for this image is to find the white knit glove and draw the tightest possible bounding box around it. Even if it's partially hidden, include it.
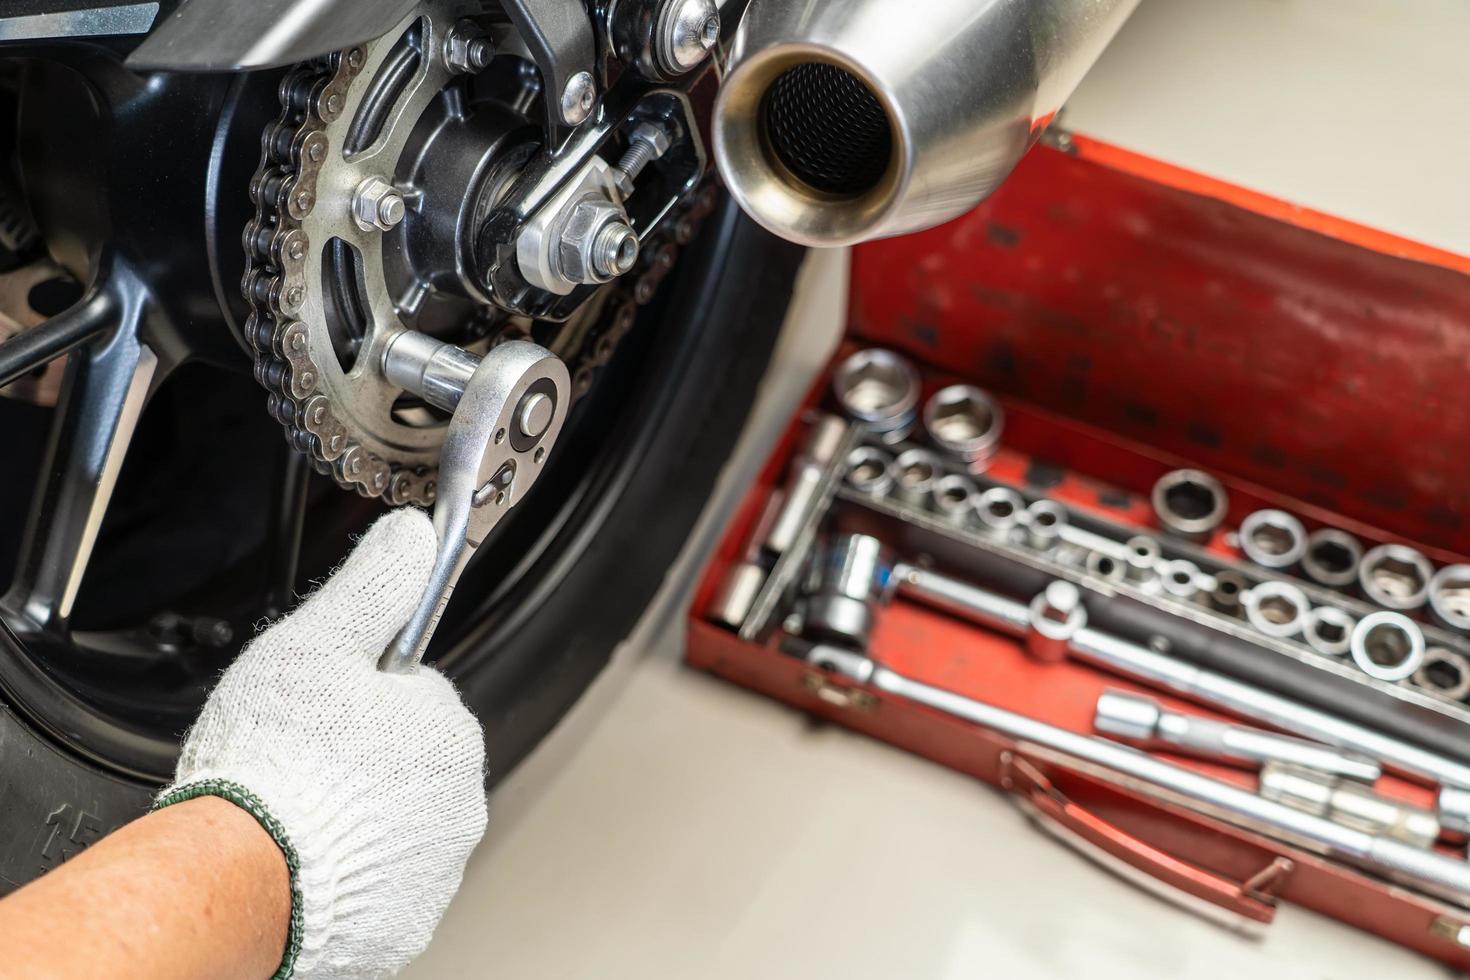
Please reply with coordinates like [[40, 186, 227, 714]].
[[156, 509, 488, 980]]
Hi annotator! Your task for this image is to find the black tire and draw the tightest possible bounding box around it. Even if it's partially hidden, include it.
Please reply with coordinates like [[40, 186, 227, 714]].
[[0, 201, 805, 891]]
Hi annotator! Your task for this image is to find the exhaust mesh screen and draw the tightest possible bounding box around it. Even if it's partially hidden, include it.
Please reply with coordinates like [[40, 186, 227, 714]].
[[762, 63, 891, 197]]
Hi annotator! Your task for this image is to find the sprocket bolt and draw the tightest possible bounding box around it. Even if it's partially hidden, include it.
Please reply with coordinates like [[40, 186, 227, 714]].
[[352, 176, 407, 232]]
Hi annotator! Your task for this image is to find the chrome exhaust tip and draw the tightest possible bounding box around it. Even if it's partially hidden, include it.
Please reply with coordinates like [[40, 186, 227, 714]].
[[713, 0, 1139, 246], [714, 49, 903, 247]]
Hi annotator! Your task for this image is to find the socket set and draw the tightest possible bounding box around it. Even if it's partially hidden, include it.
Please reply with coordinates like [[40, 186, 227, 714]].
[[836, 402, 1470, 709], [688, 141, 1470, 966], [691, 344, 1470, 964]]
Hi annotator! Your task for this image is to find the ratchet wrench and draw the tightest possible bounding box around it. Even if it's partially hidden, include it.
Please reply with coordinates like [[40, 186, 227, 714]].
[[379, 337, 570, 672]]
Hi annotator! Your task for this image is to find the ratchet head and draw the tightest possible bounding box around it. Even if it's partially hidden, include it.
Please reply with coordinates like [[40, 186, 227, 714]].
[[436, 341, 570, 547], [380, 341, 570, 673]]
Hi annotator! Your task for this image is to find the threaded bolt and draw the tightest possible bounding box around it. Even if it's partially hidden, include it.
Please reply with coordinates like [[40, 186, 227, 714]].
[[591, 221, 640, 278], [613, 122, 673, 197], [617, 140, 658, 181]]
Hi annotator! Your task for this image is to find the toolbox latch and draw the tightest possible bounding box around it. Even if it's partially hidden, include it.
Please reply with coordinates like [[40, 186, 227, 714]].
[[1001, 752, 1285, 929], [800, 671, 878, 712]]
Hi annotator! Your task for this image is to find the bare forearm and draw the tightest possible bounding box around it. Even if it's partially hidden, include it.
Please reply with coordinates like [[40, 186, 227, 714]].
[[0, 795, 289, 980]]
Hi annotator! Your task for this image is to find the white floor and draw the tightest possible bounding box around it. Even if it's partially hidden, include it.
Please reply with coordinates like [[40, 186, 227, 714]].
[[406, 3, 1469, 975]]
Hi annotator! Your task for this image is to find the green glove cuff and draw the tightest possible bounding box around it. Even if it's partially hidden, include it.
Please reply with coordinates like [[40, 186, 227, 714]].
[[154, 779, 303, 980]]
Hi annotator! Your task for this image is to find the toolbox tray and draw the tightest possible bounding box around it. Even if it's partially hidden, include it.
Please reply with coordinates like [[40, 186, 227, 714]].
[[686, 139, 1470, 967]]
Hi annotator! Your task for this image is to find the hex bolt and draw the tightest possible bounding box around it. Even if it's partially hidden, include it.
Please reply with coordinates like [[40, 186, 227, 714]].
[[614, 122, 674, 197], [655, 0, 721, 75], [560, 71, 596, 126], [443, 22, 494, 74], [352, 176, 406, 232]]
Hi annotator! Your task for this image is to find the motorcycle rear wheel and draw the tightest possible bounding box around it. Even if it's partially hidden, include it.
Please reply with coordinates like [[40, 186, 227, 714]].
[[0, 200, 804, 893]]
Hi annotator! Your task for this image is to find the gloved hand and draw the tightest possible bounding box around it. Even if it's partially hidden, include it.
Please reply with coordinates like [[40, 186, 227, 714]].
[[156, 508, 487, 980]]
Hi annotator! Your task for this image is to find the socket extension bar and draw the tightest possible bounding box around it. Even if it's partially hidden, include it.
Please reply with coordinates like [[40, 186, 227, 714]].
[[802, 640, 1470, 908], [890, 563, 1470, 790]]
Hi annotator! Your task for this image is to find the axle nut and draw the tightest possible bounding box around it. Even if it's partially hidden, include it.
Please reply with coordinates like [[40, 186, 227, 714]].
[[557, 198, 637, 284]]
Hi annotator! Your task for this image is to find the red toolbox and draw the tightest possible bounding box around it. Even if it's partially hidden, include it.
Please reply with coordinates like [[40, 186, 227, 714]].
[[686, 137, 1470, 967]]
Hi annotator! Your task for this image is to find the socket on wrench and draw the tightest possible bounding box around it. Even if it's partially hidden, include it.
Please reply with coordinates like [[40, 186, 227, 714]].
[[379, 340, 569, 672]]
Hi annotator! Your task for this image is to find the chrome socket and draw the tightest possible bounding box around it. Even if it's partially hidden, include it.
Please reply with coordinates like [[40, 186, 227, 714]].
[[889, 447, 941, 508], [1438, 785, 1470, 836], [761, 413, 847, 555], [1157, 559, 1202, 600], [1124, 535, 1162, 582], [1026, 580, 1086, 664], [931, 473, 978, 526], [803, 534, 885, 649], [1303, 606, 1355, 657], [1238, 509, 1307, 571], [1428, 563, 1470, 632], [1302, 528, 1363, 589], [843, 445, 895, 497], [832, 348, 920, 443], [1350, 611, 1425, 682], [1413, 647, 1470, 702], [1094, 691, 1381, 783], [1259, 762, 1439, 848], [762, 459, 823, 555], [1151, 469, 1228, 543], [923, 384, 1003, 465], [974, 487, 1025, 541], [800, 412, 849, 467], [1358, 543, 1433, 612], [1085, 549, 1126, 583], [1024, 499, 1067, 551], [1207, 570, 1249, 616], [709, 561, 766, 629], [1243, 580, 1310, 639]]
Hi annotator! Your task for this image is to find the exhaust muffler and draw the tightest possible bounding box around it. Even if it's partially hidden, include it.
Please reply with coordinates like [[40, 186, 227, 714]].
[[712, 0, 1140, 247]]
